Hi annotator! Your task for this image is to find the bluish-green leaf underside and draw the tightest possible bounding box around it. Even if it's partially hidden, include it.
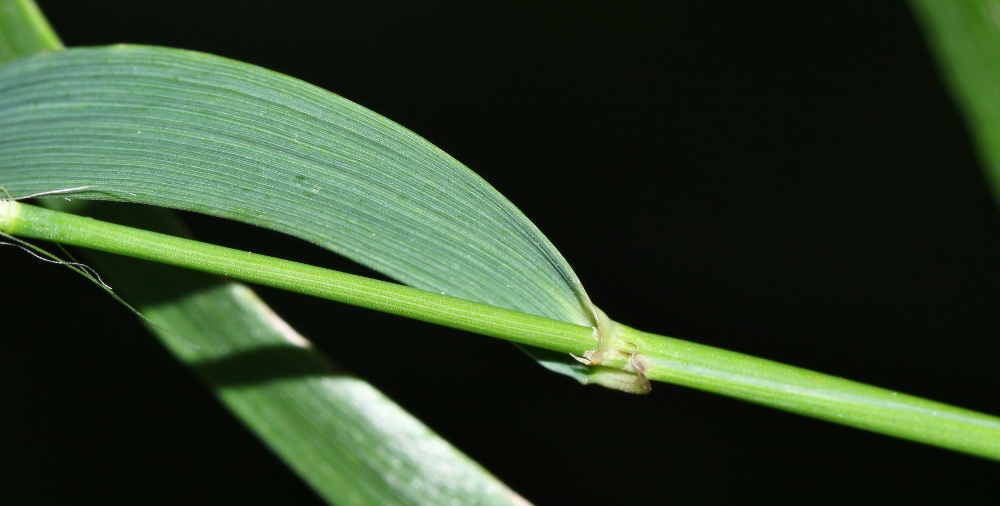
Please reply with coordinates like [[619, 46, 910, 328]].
[[0, 45, 609, 382]]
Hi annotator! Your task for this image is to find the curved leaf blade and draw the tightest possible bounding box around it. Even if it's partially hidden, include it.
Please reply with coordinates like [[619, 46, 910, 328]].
[[1, 3, 537, 498], [0, 44, 636, 386], [0, 44, 593, 327]]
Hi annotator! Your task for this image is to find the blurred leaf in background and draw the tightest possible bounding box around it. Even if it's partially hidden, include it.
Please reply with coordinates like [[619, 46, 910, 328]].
[[912, 1, 1000, 207]]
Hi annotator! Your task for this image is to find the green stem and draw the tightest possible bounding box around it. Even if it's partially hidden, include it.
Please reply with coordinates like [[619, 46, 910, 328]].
[[618, 324, 1000, 460], [0, 200, 595, 354], [4, 200, 1000, 460]]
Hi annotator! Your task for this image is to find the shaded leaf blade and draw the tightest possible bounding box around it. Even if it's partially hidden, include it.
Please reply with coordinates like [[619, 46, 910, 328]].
[[58, 201, 531, 506]]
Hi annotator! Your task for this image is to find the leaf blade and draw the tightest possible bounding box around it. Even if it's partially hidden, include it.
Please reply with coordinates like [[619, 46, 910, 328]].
[[0, 44, 633, 386], [0, 44, 593, 327], [41, 199, 533, 506], [0, 3, 534, 500]]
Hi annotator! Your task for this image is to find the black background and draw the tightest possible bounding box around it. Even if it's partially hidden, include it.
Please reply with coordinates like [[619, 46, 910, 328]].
[[3, 1, 1000, 503]]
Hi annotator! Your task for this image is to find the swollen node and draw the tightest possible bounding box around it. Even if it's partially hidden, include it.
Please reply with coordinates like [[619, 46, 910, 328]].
[[0, 199, 21, 234]]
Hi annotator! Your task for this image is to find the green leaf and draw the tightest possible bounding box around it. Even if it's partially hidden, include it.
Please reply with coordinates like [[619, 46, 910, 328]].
[[0, 0, 62, 63], [1, 3, 534, 502], [0, 44, 632, 387], [6, 33, 1000, 464], [911, 0, 1000, 206], [50, 202, 531, 506]]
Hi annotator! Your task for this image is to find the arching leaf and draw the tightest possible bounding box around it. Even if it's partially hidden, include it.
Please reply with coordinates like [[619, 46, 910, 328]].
[[0, 45, 634, 387]]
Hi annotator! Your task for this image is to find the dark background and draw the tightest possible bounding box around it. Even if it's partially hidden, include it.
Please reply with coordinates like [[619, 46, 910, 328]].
[[3, 1, 999, 503]]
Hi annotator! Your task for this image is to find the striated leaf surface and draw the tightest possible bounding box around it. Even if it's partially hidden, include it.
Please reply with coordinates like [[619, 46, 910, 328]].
[[1, 3, 535, 501], [0, 45, 621, 384]]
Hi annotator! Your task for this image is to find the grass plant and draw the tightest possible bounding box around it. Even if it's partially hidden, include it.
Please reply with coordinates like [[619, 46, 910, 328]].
[[3, 1, 1000, 503]]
